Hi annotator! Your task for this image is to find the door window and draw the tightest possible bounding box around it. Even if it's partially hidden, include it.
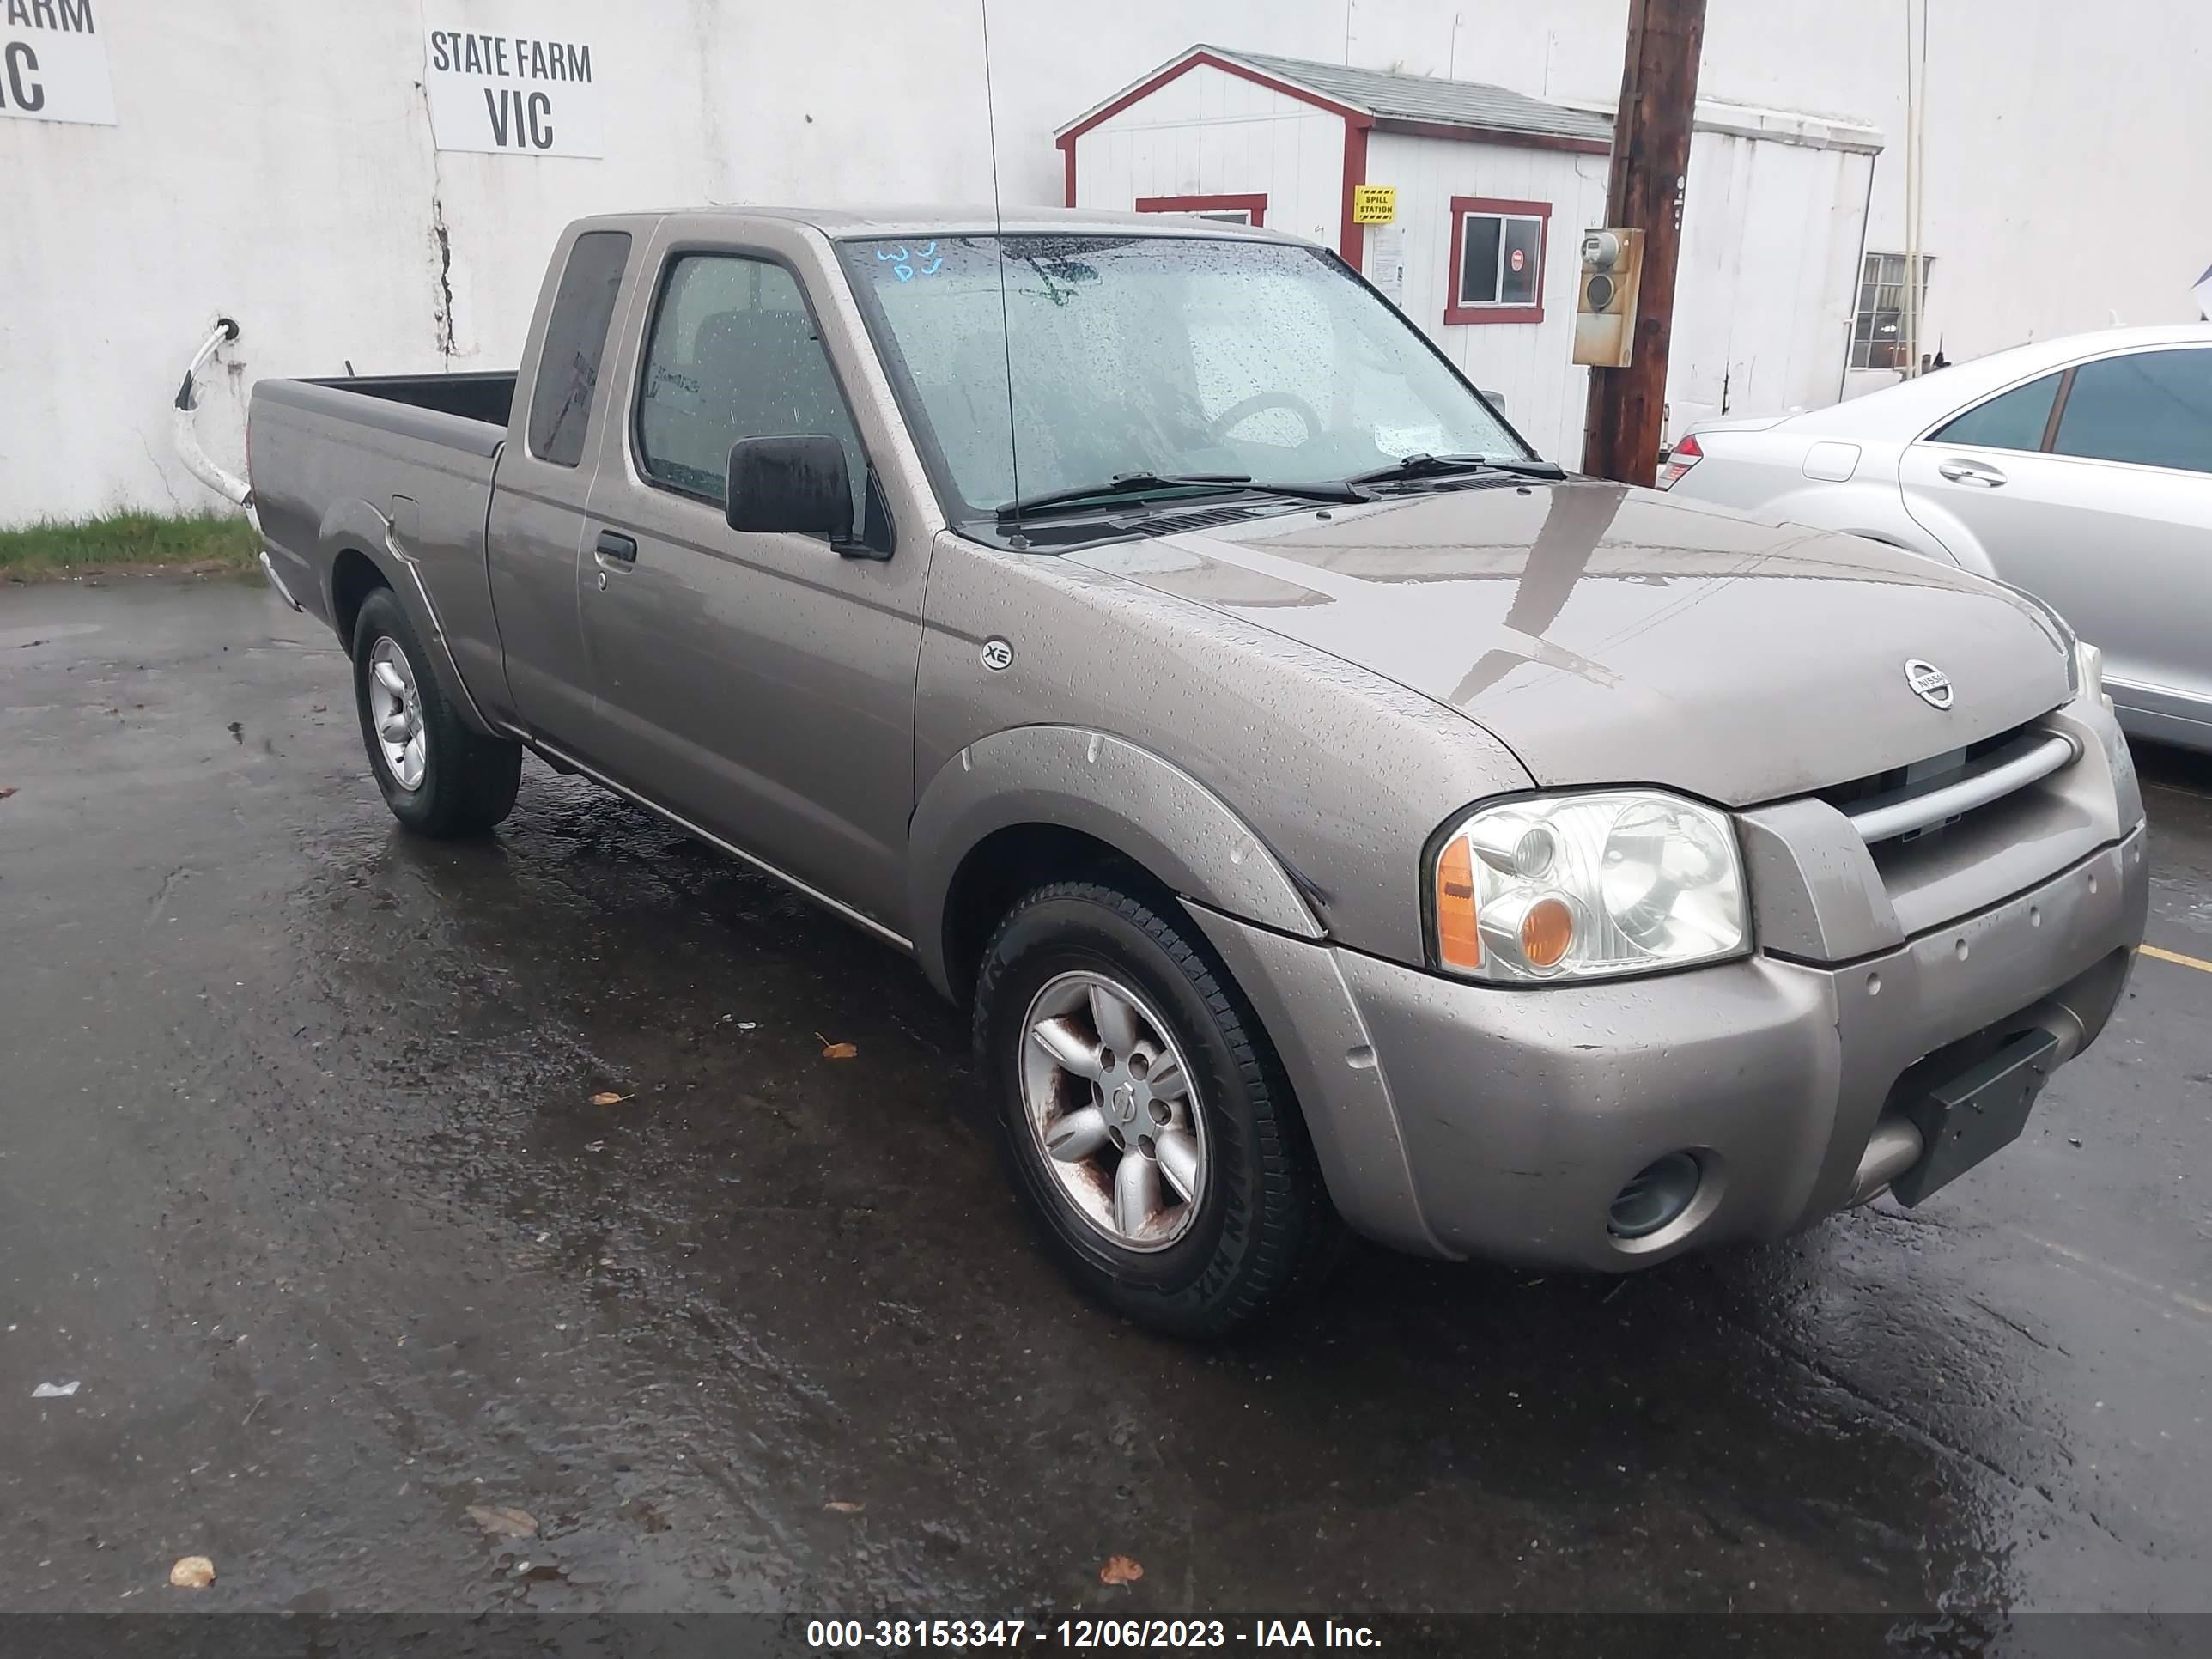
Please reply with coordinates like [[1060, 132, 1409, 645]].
[[1929, 372, 2061, 452], [635, 254, 867, 520], [2051, 349, 2212, 474], [526, 230, 632, 467]]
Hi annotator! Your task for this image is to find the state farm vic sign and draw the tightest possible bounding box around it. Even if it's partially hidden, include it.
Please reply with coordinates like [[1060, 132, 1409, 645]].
[[423, 18, 603, 157], [0, 0, 118, 126]]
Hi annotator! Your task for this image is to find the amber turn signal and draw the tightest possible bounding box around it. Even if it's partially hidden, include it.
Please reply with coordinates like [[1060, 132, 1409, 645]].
[[1520, 895, 1576, 969], [1436, 837, 1483, 970]]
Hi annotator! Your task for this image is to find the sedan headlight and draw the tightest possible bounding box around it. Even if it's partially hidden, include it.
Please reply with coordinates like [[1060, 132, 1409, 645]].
[[1430, 793, 1748, 983]]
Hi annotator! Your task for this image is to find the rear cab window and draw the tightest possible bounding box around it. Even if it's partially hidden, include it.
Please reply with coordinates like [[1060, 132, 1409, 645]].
[[527, 230, 633, 467]]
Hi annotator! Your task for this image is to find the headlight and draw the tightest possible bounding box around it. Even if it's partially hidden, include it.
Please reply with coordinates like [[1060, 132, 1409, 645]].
[[2075, 639, 2112, 709], [1430, 792, 1748, 983]]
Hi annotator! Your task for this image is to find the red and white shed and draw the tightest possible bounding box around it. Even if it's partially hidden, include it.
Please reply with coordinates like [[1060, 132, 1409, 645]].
[[1057, 47, 1881, 461]]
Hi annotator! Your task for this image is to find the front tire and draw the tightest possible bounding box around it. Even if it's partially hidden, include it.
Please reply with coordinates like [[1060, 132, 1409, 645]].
[[350, 587, 520, 837], [975, 879, 1340, 1337]]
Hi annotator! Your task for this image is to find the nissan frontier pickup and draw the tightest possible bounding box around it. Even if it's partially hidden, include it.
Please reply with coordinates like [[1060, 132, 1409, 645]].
[[246, 207, 2148, 1334]]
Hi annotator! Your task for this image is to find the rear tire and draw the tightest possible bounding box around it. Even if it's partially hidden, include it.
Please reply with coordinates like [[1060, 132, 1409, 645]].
[[350, 587, 520, 838], [974, 878, 1342, 1337]]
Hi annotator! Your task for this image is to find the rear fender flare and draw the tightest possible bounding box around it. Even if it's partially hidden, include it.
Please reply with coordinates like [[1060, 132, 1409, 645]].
[[908, 726, 1324, 998], [316, 499, 499, 737]]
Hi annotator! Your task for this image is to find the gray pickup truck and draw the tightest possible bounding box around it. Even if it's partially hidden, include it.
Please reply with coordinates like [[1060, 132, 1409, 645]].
[[248, 205, 2148, 1334]]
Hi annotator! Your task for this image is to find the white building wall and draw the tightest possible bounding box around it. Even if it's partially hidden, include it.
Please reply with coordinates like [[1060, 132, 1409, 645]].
[[1069, 63, 1346, 252], [1666, 127, 1877, 430], [1364, 131, 1607, 460], [7, 0, 2209, 525], [1, 0, 1010, 527]]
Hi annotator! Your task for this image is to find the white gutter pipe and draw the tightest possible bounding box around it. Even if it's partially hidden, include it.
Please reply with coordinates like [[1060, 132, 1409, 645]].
[[173, 317, 253, 509]]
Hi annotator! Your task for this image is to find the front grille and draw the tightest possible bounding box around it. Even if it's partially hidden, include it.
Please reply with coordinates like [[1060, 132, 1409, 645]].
[[1812, 717, 2079, 851], [1815, 719, 2039, 817]]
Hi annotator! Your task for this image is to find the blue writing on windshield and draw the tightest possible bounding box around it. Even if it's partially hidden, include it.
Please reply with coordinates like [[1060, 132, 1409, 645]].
[[875, 241, 944, 283]]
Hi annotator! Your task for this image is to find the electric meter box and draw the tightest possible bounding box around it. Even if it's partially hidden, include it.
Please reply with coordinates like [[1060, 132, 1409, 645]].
[[1574, 227, 1645, 368]]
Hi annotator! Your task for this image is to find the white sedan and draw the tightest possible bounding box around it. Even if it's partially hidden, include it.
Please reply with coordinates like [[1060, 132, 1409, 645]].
[[1662, 324, 2212, 753]]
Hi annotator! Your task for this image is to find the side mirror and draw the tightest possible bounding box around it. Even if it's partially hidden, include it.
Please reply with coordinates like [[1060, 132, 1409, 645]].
[[726, 434, 854, 544]]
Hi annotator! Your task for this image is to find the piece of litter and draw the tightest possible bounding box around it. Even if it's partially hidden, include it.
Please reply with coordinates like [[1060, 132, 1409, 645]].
[[2067, 1137, 2083, 1148], [824, 1500, 865, 1514], [1100, 1554, 1144, 1586], [816, 1032, 858, 1060], [33, 1381, 80, 1399], [737, 1022, 757, 1030], [169, 1556, 216, 1589], [590, 1091, 633, 1107], [0, 786, 15, 800], [583, 1140, 606, 1152], [465, 1504, 538, 1539]]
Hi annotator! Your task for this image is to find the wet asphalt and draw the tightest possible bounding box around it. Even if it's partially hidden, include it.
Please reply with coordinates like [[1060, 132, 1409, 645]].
[[1, 577, 2208, 1623]]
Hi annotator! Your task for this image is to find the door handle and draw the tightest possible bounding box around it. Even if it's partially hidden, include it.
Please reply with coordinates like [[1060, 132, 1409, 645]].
[[1938, 458, 2008, 488], [594, 529, 638, 564]]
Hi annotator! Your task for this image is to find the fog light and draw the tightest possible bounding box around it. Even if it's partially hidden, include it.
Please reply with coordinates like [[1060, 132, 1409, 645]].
[[1608, 1152, 1701, 1239]]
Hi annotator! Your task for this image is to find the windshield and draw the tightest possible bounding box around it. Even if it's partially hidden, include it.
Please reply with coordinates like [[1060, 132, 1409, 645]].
[[838, 233, 1531, 522]]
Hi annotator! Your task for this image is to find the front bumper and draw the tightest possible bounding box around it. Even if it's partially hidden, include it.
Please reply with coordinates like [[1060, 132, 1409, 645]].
[[1193, 823, 2148, 1269]]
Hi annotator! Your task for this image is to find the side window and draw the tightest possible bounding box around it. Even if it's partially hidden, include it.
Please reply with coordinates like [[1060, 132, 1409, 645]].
[[1445, 198, 1547, 325], [635, 253, 867, 522], [2051, 349, 2212, 474], [1929, 372, 2062, 452], [526, 230, 632, 467]]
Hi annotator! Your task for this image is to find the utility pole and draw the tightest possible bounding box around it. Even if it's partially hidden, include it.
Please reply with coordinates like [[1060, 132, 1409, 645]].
[[1581, 0, 1708, 486]]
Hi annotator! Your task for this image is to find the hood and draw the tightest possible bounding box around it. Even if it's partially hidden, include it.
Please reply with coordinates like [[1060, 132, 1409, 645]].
[[1071, 482, 2073, 805]]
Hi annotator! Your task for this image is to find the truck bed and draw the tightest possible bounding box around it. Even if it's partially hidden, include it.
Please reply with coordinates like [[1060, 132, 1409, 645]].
[[300, 370, 518, 430], [248, 370, 516, 712]]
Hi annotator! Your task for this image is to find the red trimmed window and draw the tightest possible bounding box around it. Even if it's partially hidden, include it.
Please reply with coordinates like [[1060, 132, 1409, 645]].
[[1444, 196, 1549, 325], [1134, 193, 1267, 227]]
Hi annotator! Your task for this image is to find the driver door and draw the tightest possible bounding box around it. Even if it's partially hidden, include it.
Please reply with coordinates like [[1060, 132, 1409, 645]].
[[574, 235, 929, 933]]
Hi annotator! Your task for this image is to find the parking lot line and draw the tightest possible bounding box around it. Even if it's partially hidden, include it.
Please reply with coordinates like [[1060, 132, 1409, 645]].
[[2140, 943, 2212, 975], [2009, 1230, 2212, 1323]]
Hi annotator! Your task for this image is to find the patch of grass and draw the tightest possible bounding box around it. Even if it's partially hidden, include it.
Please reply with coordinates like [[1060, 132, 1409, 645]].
[[0, 510, 261, 580]]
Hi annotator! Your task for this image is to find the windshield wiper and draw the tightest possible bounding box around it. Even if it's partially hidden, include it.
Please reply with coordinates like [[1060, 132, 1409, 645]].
[[1345, 453, 1568, 488], [998, 471, 1367, 520]]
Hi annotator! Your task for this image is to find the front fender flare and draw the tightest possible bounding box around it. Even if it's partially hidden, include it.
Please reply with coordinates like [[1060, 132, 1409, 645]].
[[908, 726, 1324, 997]]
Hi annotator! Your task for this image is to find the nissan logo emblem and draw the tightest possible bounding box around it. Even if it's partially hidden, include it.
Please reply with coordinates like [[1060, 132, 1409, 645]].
[[1905, 659, 1954, 710]]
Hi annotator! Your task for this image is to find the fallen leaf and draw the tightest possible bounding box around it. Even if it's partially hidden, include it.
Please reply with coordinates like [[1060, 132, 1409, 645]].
[[824, 1500, 866, 1514], [169, 1556, 216, 1589], [816, 1032, 858, 1060], [465, 1504, 538, 1539], [0, 786, 15, 800], [311, 704, 327, 714], [590, 1091, 633, 1107], [1099, 1554, 1144, 1586]]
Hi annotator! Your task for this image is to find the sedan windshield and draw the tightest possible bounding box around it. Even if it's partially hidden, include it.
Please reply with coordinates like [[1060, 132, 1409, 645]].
[[839, 233, 1530, 523]]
